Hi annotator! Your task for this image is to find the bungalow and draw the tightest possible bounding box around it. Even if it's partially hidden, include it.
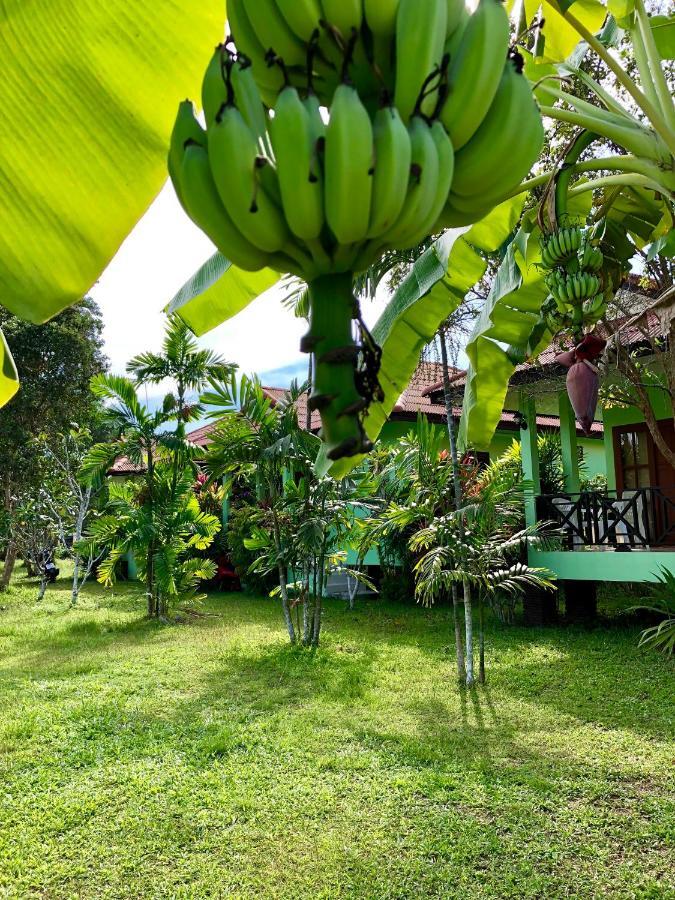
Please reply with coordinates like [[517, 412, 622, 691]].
[[502, 299, 674, 605]]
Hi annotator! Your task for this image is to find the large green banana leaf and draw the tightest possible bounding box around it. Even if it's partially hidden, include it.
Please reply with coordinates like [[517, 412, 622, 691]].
[[167, 252, 281, 335], [0, 330, 19, 407], [0, 1, 224, 326], [459, 193, 594, 451], [528, 0, 607, 63], [318, 197, 525, 477]]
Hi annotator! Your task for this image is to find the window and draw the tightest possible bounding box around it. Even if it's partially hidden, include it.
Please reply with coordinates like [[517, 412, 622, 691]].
[[619, 430, 652, 489]]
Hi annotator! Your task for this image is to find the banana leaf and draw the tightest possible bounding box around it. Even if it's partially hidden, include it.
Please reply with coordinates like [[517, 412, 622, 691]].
[[0, 1, 224, 327], [318, 197, 526, 477], [651, 15, 675, 59], [167, 252, 281, 335], [527, 0, 607, 63], [459, 194, 594, 451], [0, 329, 19, 408]]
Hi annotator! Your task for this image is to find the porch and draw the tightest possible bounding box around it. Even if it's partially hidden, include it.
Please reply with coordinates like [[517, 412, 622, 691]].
[[518, 390, 675, 583]]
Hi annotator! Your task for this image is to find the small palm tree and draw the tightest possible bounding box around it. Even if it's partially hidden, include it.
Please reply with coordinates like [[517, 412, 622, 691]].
[[80, 374, 204, 616], [83, 467, 219, 616], [202, 374, 318, 643], [412, 481, 556, 683]]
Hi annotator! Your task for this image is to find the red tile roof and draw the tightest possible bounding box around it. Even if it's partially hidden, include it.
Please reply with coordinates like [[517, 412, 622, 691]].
[[108, 456, 145, 476], [186, 361, 603, 447]]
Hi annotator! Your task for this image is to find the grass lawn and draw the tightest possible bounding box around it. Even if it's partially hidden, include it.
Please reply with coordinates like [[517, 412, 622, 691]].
[[0, 572, 673, 899]]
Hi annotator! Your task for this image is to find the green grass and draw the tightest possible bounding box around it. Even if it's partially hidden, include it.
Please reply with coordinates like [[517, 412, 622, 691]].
[[0, 572, 673, 899]]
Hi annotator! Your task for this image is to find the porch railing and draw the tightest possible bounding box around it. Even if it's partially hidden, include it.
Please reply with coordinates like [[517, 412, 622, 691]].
[[536, 488, 675, 550]]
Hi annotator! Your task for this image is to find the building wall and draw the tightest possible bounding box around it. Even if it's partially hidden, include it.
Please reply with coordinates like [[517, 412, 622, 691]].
[[602, 389, 672, 490]]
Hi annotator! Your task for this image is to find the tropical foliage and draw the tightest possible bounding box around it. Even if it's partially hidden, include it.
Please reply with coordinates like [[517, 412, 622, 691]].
[[635, 566, 675, 655], [202, 374, 373, 646]]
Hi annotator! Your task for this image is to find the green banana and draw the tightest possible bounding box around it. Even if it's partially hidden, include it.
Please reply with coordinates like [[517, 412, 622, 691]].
[[446, 0, 468, 37], [394, 0, 447, 122], [324, 83, 374, 245], [304, 91, 327, 145], [202, 46, 229, 129], [227, 0, 285, 100], [208, 103, 290, 253], [385, 116, 440, 250], [168, 101, 207, 210], [303, 90, 327, 191], [403, 120, 454, 248], [241, 0, 306, 67], [364, 0, 399, 36], [584, 294, 606, 316], [179, 142, 269, 272], [230, 57, 273, 155], [441, 0, 510, 149], [451, 53, 544, 202], [444, 3, 470, 59], [320, 0, 363, 39], [274, 0, 323, 41], [367, 103, 412, 238], [270, 85, 324, 241], [435, 199, 492, 229]]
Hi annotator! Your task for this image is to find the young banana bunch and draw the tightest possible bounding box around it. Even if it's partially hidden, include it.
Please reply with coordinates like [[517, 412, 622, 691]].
[[540, 226, 610, 336], [168, 2, 545, 461]]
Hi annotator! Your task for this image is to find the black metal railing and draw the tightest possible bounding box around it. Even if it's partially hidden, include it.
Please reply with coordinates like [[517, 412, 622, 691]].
[[536, 488, 675, 550]]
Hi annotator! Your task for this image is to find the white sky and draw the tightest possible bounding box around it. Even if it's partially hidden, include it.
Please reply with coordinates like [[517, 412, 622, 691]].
[[90, 181, 391, 397]]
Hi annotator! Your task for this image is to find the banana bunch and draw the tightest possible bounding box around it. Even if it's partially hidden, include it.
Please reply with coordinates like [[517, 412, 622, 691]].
[[540, 226, 608, 335], [169, 0, 544, 461]]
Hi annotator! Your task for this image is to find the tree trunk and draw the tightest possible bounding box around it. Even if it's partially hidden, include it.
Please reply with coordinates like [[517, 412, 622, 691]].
[[451, 583, 466, 677], [37, 574, 48, 603], [146, 445, 156, 618], [615, 350, 675, 471], [312, 568, 324, 648], [71, 487, 91, 606], [277, 563, 296, 644], [1, 541, 17, 592], [464, 578, 475, 687], [1, 479, 16, 592], [439, 329, 468, 684], [306, 354, 313, 431], [303, 568, 313, 646], [312, 530, 328, 647], [478, 592, 485, 684]]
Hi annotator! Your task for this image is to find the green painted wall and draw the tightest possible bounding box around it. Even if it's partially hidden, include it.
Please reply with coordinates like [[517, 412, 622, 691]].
[[602, 390, 672, 490], [530, 549, 675, 583]]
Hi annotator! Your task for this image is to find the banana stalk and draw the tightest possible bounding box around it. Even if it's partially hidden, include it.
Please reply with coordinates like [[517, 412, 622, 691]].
[[302, 274, 372, 461]]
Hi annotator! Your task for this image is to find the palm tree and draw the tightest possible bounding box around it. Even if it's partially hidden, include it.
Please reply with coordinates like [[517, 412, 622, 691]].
[[127, 314, 232, 434], [201, 374, 318, 644], [83, 468, 219, 617], [80, 374, 203, 616], [412, 481, 556, 683]]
